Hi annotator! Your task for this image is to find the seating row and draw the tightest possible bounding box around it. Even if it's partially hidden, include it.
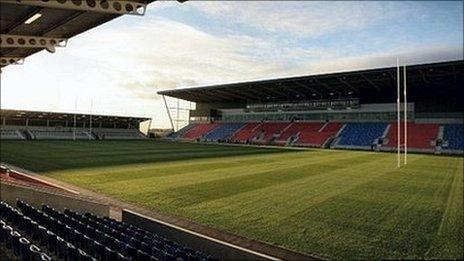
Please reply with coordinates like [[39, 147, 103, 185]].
[[1, 199, 215, 261], [168, 121, 463, 153], [0, 127, 146, 140], [442, 124, 464, 151], [336, 123, 388, 147], [0, 129, 25, 140]]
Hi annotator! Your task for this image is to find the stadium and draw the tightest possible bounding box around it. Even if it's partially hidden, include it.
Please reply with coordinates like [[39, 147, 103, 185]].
[[0, 1, 463, 261]]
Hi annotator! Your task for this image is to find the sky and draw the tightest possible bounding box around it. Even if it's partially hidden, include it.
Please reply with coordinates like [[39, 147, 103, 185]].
[[1, 1, 463, 129]]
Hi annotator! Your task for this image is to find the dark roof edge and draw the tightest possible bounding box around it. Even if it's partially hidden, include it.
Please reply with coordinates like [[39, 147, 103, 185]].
[[157, 59, 463, 96], [0, 109, 150, 121]]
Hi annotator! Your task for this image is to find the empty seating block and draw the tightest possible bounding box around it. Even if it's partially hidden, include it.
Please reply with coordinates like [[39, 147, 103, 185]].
[[231, 122, 261, 142], [181, 123, 219, 140], [203, 122, 245, 141], [337, 122, 388, 147], [385, 123, 439, 150], [296, 132, 332, 146], [294, 122, 342, 147], [1, 200, 214, 261], [94, 128, 146, 140], [167, 123, 197, 139], [442, 124, 464, 151], [277, 122, 324, 143], [30, 129, 89, 140], [0, 129, 24, 140], [255, 122, 291, 142], [321, 122, 343, 132]]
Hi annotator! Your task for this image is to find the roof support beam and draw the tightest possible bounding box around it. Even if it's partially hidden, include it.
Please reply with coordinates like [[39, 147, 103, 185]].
[[257, 83, 290, 100], [313, 78, 340, 95], [282, 85, 308, 99], [38, 11, 85, 36], [418, 69, 429, 85], [7, 0, 147, 16], [0, 34, 67, 53], [242, 86, 271, 102], [292, 81, 323, 98], [386, 71, 397, 89], [231, 89, 259, 101], [180, 90, 205, 102], [0, 57, 24, 67], [337, 77, 359, 93], [213, 89, 252, 101], [197, 90, 226, 102], [272, 83, 300, 100], [360, 74, 382, 92], [1, 6, 43, 34]]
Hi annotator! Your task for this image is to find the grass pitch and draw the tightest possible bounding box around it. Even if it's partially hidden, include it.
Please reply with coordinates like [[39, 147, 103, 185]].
[[1, 140, 463, 259]]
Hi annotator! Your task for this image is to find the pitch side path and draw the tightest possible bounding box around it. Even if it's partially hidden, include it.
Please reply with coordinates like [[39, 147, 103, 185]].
[[1, 140, 462, 259]]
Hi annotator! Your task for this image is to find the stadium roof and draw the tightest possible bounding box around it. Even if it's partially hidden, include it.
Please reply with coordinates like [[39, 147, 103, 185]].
[[0, 109, 149, 125], [0, 0, 158, 67], [158, 60, 464, 103]]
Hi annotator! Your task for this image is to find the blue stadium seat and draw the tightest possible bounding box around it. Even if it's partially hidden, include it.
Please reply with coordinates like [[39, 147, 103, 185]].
[[19, 237, 31, 260], [10, 230, 21, 256], [337, 122, 388, 147], [3, 199, 214, 261], [29, 244, 44, 260], [443, 124, 464, 151], [203, 122, 245, 141]]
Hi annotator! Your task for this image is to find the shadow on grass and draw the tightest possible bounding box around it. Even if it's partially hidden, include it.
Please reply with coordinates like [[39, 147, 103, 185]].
[[0, 140, 300, 173]]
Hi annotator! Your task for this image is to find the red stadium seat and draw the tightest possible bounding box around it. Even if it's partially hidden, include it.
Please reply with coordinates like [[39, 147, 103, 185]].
[[385, 122, 439, 150], [256, 122, 291, 142], [181, 123, 219, 140], [231, 122, 261, 142], [294, 122, 342, 147], [277, 122, 325, 142]]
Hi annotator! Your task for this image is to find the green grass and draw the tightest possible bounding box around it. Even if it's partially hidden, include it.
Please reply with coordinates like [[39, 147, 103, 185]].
[[1, 140, 462, 259]]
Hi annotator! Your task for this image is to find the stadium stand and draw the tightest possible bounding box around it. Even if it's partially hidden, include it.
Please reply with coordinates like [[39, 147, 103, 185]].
[[181, 123, 219, 140], [230, 122, 262, 143], [336, 122, 388, 148], [1, 200, 214, 261], [384, 123, 439, 151], [442, 124, 464, 152], [159, 61, 463, 154], [166, 120, 464, 154], [203, 122, 245, 141], [1, 110, 149, 140]]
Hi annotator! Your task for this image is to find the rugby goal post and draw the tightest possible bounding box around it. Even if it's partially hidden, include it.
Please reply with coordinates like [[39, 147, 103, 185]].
[[396, 58, 408, 168]]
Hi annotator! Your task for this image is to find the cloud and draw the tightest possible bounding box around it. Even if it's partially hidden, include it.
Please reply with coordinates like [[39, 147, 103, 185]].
[[190, 1, 417, 38], [66, 17, 290, 93], [283, 44, 464, 77]]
